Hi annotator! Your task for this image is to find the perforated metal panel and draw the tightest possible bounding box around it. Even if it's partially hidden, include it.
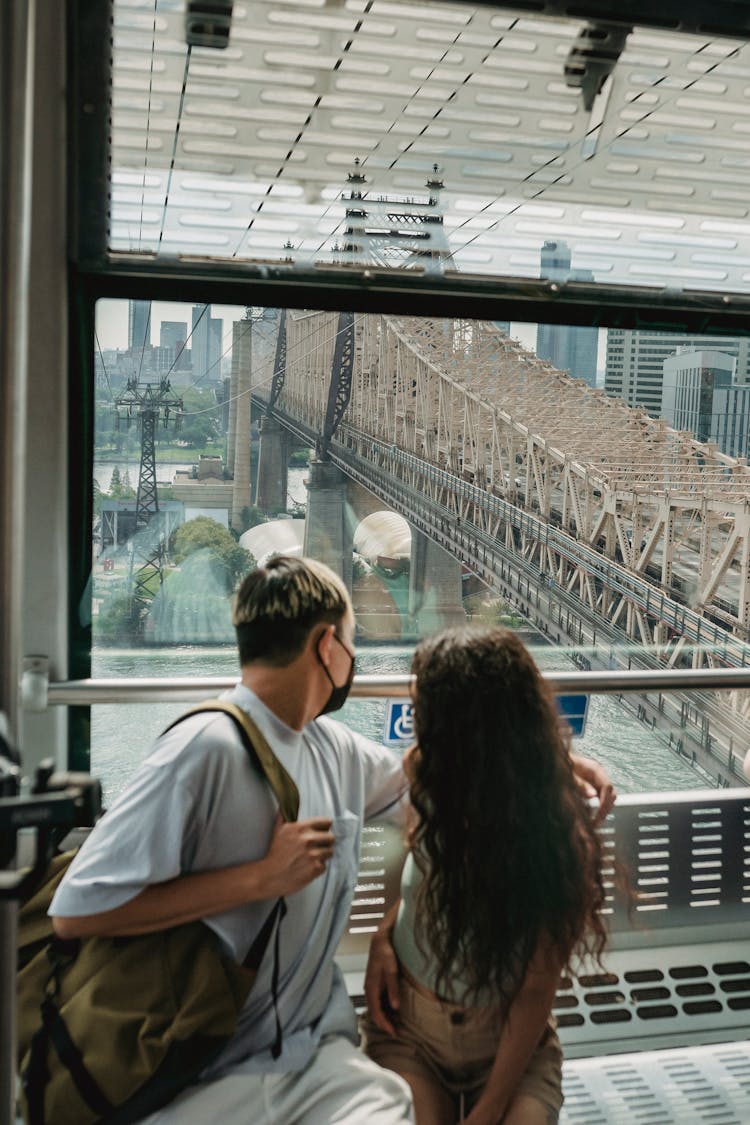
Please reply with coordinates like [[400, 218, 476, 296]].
[[556, 942, 750, 1056], [109, 1, 750, 298], [601, 790, 750, 934], [336, 820, 406, 958]]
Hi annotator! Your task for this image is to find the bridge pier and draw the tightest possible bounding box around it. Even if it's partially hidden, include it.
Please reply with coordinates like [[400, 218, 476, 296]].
[[303, 459, 353, 591], [409, 531, 465, 635], [255, 416, 288, 511]]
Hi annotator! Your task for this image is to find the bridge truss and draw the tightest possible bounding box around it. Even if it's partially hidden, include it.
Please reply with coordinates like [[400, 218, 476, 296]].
[[258, 310, 750, 743]]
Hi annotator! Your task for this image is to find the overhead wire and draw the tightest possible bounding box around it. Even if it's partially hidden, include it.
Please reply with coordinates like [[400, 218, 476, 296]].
[[129, 6, 748, 294], [138, 0, 160, 250], [94, 331, 115, 402], [228, 1, 377, 261]]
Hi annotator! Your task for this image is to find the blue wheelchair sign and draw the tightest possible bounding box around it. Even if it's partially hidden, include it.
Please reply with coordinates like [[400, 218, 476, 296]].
[[556, 694, 589, 738], [384, 696, 587, 744], [384, 700, 414, 746]]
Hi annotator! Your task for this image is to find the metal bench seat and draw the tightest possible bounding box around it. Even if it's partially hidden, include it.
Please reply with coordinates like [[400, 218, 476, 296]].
[[561, 1040, 750, 1124]]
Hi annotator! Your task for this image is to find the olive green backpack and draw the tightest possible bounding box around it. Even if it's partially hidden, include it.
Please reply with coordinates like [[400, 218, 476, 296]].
[[16, 701, 299, 1125]]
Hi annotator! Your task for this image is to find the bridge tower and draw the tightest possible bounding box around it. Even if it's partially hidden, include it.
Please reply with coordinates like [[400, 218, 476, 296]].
[[255, 308, 290, 512], [228, 307, 257, 532], [303, 161, 464, 621]]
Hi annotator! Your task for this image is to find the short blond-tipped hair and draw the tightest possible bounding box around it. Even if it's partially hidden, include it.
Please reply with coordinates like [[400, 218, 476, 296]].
[[233, 555, 352, 666]]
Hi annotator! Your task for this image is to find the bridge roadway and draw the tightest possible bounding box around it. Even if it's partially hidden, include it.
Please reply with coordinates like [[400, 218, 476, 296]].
[[254, 392, 750, 787]]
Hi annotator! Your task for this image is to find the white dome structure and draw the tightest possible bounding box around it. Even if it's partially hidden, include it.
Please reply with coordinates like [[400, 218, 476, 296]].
[[239, 518, 305, 566], [353, 511, 411, 571]]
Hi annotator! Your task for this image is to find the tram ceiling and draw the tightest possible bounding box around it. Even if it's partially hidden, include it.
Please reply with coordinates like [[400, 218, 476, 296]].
[[75, 0, 750, 326]]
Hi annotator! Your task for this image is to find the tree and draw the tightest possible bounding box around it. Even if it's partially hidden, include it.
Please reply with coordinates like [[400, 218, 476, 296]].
[[174, 387, 221, 449], [171, 516, 255, 592], [120, 469, 136, 499], [96, 595, 141, 645], [239, 506, 267, 533], [108, 466, 122, 496]]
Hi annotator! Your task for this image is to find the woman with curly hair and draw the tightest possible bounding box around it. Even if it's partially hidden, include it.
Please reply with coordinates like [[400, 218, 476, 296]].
[[362, 625, 610, 1124]]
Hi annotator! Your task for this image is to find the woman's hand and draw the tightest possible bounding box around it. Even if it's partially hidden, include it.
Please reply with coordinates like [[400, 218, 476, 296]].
[[364, 903, 401, 1036], [570, 753, 616, 823]]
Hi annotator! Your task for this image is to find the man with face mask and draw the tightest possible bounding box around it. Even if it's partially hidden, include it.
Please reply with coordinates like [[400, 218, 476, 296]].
[[50, 556, 415, 1124]]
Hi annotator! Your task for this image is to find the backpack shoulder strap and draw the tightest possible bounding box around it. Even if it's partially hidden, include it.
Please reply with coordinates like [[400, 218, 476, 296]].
[[163, 701, 299, 822]]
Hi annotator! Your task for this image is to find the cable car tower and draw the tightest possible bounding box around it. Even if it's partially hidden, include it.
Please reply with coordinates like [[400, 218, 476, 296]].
[[114, 377, 183, 623]]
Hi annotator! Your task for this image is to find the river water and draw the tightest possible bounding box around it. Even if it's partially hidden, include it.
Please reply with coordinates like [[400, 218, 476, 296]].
[[90, 462, 703, 804], [91, 640, 701, 806]]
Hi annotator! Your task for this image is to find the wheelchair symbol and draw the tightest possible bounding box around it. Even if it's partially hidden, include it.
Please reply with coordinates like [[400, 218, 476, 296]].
[[385, 701, 414, 744], [393, 707, 414, 740]]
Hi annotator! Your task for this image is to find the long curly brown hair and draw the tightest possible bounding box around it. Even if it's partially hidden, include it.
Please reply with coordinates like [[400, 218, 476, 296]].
[[408, 625, 607, 1009]]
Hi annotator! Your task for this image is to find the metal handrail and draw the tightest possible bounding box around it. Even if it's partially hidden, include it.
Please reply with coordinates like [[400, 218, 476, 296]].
[[38, 666, 750, 706]]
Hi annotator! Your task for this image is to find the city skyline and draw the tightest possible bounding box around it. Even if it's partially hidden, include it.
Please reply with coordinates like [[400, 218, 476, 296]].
[[96, 300, 244, 353], [96, 298, 608, 381]]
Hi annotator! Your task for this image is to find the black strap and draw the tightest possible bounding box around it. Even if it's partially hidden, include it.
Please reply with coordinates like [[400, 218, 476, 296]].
[[36, 996, 115, 1119], [22, 1019, 51, 1125], [243, 898, 282, 971], [241, 896, 286, 1059], [270, 898, 288, 1060]]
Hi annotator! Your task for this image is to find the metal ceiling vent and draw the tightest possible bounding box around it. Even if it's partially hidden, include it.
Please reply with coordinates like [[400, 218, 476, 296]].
[[185, 1, 233, 49]]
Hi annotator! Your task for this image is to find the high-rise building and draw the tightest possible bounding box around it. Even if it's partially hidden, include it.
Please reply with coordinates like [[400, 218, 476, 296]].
[[535, 241, 598, 385], [128, 300, 151, 353], [661, 350, 734, 443], [160, 321, 186, 350], [605, 330, 750, 416], [191, 305, 223, 383], [712, 384, 750, 459], [160, 320, 188, 368]]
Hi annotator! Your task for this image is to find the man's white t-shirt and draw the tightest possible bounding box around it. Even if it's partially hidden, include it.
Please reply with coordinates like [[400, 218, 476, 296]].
[[51, 684, 408, 1076]]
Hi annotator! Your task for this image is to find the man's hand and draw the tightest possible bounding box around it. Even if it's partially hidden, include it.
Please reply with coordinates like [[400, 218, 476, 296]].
[[261, 813, 335, 897], [51, 814, 336, 940], [571, 753, 616, 823], [364, 907, 401, 1036]]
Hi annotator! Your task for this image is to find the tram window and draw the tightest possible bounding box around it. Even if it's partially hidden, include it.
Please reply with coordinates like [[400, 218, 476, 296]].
[[88, 301, 750, 800], [69, 2, 750, 798]]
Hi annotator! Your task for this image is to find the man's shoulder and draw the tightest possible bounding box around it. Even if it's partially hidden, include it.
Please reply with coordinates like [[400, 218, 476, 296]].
[[308, 714, 372, 752], [308, 716, 399, 771], [149, 708, 252, 773]]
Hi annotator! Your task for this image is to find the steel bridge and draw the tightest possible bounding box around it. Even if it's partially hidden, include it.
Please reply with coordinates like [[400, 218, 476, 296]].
[[252, 310, 750, 783]]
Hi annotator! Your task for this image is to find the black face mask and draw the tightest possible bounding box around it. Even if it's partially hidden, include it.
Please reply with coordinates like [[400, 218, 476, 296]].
[[317, 632, 356, 716]]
